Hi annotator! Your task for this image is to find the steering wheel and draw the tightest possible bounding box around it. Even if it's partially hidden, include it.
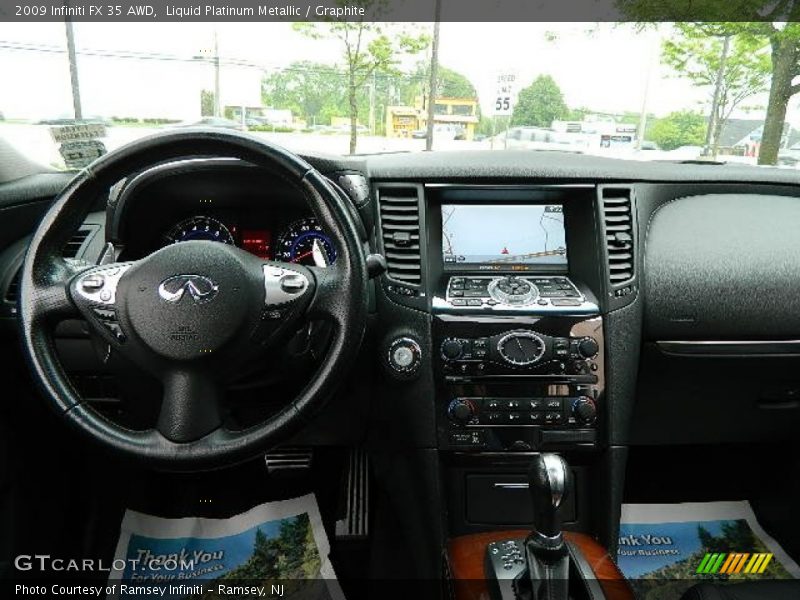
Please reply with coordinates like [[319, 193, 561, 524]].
[[18, 130, 368, 469]]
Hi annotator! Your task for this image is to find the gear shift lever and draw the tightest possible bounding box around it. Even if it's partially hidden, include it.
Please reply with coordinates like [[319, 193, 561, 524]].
[[525, 454, 571, 600], [485, 454, 572, 600], [528, 453, 571, 540]]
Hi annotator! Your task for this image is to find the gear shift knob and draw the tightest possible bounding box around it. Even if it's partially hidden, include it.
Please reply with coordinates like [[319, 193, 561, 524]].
[[528, 453, 571, 539]]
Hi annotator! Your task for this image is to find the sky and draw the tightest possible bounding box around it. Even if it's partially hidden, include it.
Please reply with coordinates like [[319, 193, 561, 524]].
[[0, 21, 793, 123]]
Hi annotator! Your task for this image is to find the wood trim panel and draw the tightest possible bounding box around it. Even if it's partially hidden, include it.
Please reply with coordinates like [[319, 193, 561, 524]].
[[446, 530, 635, 600]]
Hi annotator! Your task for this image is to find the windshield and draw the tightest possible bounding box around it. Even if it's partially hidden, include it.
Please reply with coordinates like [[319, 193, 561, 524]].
[[0, 20, 795, 168]]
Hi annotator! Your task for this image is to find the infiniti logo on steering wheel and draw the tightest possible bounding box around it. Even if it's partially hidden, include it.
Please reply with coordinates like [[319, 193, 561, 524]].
[[157, 274, 219, 304]]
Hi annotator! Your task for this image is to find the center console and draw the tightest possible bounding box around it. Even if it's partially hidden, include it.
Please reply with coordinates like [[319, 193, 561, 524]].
[[425, 186, 604, 454]]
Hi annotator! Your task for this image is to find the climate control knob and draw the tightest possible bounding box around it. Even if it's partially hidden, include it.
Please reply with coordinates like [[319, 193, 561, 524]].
[[577, 337, 599, 358], [448, 398, 477, 424], [572, 396, 597, 425], [441, 338, 465, 360]]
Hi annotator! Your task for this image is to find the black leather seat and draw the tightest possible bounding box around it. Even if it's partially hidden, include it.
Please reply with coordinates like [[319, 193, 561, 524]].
[[681, 581, 800, 600]]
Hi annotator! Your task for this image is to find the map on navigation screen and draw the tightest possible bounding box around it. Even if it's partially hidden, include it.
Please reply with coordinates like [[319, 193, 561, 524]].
[[441, 204, 567, 265]]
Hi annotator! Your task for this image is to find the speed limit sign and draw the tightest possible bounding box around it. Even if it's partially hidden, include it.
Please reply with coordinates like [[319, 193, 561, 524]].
[[493, 72, 517, 116]]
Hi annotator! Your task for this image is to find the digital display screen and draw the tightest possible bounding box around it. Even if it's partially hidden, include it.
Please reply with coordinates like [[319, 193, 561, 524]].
[[240, 229, 272, 259], [441, 204, 567, 268]]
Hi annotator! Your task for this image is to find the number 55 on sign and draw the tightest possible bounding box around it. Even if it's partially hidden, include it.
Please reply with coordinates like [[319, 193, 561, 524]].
[[493, 72, 517, 116]]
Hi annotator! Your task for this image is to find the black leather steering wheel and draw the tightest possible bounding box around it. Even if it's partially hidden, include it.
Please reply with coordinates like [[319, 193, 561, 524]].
[[18, 129, 368, 469]]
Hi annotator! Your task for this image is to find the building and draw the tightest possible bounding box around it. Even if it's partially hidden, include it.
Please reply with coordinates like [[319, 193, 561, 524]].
[[385, 96, 479, 140]]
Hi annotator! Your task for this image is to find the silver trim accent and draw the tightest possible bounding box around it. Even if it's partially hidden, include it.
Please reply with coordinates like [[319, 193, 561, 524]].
[[497, 331, 546, 366], [157, 274, 219, 304], [542, 453, 568, 508], [494, 482, 529, 489], [487, 277, 538, 306], [387, 337, 422, 373], [570, 316, 605, 396], [438, 274, 598, 315], [335, 448, 370, 540], [263, 264, 309, 306]]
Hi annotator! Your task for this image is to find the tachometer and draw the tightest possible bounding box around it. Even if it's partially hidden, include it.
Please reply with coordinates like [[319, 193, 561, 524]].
[[276, 217, 336, 266], [164, 216, 235, 247]]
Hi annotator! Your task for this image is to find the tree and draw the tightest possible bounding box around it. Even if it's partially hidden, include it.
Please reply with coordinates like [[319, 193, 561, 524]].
[[662, 24, 770, 156], [510, 75, 568, 127], [294, 4, 429, 153], [617, 1, 800, 165], [262, 61, 345, 126], [200, 90, 215, 117], [648, 110, 706, 150]]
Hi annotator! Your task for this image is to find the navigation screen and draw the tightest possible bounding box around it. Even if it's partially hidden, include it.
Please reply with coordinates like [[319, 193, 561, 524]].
[[441, 204, 567, 267]]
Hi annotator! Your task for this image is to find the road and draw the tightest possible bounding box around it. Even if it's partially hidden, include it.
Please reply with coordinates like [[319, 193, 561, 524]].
[[0, 122, 765, 169], [0, 123, 491, 169]]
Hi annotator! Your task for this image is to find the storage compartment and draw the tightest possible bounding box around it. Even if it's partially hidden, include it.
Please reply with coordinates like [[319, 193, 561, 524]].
[[465, 474, 577, 526], [632, 343, 800, 445]]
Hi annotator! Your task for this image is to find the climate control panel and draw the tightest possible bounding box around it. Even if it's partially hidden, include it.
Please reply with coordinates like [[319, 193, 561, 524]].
[[447, 394, 597, 427], [434, 314, 604, 452]]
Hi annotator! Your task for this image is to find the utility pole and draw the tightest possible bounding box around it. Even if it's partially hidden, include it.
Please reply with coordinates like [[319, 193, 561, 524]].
[[704, 34, 731, 157], [369, 71, 376, 134], [425, 0, 441, 151], [213, 29, 221, 117], [64, 17, 82, 120], [636, 32, 659, 150]]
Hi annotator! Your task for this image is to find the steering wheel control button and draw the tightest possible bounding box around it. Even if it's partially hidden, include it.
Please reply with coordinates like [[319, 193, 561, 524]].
[[92, 307, 116, 321], [263, 264, 309, 305], [280, 274, 307, 293], [387, 337, 422, 377], [75, 263, 132, 305], [81, 275, 105, 290]]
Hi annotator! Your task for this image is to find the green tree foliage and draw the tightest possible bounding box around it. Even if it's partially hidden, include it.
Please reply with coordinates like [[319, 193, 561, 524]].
[[510, 75, 568, 127], [648, 110, 706, 150], [617, 1, 800, 164], [294, 5, 429, 153], [200, 90, 215, 117], [261, 62, 345, 126], [662, 24, 770, 154], [214, 514, 321, 586]]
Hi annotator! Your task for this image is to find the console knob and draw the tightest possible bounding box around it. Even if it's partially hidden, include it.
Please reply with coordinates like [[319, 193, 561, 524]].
[[572, 396, 597, 425], [441, 338, 464, 360], [387, 337, 422, 377], [577, 337, 599, 358], [448, 398, 476, 424]]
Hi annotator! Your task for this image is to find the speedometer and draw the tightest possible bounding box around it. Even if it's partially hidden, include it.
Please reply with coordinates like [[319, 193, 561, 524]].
[[164, 216, 235, 247], [276, 218, 336, 266]]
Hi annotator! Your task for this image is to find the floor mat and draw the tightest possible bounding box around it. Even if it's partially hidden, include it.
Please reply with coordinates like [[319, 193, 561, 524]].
[[108, 493, 343, 600], [617, 501, 800, 600]]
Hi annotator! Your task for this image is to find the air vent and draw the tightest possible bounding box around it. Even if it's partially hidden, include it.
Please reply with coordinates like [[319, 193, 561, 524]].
[[62, 228, 92, 258], [378, 186, 422, 285], [600, 186, 635, 285], [4, 269, 20, 303]]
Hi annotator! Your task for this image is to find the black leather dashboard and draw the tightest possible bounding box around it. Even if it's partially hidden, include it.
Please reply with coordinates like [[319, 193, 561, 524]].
[[644, 193, 800, 339]]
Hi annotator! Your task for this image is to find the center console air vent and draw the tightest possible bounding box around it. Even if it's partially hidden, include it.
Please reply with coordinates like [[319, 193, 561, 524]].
[[377, 185, 423, 285], [63, 227, 93, 259], [599, 186, 635, 286]]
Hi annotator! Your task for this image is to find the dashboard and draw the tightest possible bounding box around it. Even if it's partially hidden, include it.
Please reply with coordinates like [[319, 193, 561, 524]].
[[5, 146, 800, 564]]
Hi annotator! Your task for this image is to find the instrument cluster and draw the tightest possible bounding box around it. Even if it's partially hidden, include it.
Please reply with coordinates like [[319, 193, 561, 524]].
[[161, 214, 336, 267]]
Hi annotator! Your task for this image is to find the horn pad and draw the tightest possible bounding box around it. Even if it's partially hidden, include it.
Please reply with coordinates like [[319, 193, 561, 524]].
[[116, 241, 262, 361]]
